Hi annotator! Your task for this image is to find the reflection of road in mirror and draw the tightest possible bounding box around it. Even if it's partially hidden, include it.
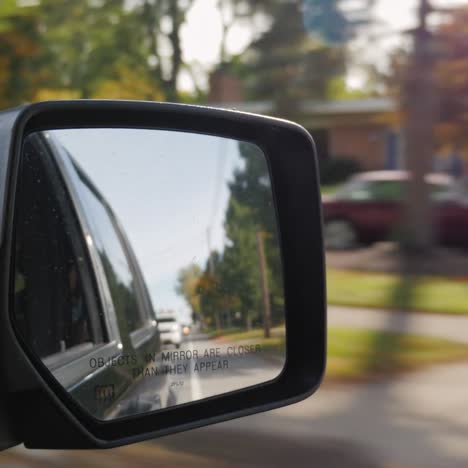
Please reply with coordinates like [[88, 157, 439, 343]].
[[146, 331, 285, 410]]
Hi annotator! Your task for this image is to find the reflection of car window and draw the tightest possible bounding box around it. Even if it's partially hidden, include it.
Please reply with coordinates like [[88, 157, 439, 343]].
[[429, 182, 451, 200], [72, 169, 146, 333], [14, 136, 105, 359], [371, 181, 405, 201], [339, 179, 405, 202], [338, 180, 372, 200]]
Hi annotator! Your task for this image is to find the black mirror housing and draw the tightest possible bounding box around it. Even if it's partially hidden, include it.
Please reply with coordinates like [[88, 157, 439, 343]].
[[0, 100, 326, 449]]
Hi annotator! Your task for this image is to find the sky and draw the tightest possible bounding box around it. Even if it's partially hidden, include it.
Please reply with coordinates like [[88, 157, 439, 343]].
[[50, 129, 268, 324], [178, 0, 468, 92]]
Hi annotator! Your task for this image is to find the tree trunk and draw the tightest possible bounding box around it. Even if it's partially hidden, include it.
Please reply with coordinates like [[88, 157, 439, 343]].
[[166, 1, 183, 101], [401, 1, 436, 255]]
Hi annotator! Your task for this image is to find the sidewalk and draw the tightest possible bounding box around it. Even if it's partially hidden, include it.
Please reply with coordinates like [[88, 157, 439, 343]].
[[329, 305, 468, 343]]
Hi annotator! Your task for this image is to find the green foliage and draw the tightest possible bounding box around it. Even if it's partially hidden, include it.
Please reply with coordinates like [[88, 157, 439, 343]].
[[221, 198, 262, 321], [36, 0, 160, 99], [175, 263, 202, 322], [227, 143, 284, 313], [0, 1, 41, 108], [242, 1, 345, 115], [327, 327, 468, 382], [0, 0, 375, 109], [220, 0, 376, 108], [0, 0, 198, 107], [221, 142, 285, 325], [185, 142, 284, 331]]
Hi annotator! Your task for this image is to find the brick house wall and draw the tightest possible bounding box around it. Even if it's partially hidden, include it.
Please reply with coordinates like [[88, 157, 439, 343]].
[[208, 71, 243, 103], [206, 91, 401, 171], [329, 125, 389, 171]]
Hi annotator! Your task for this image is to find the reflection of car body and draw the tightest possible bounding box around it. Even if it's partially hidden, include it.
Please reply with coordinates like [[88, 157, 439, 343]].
[[14, 132, 166, 420], [157, 317, 183, 348], [323, 171, 454, 249]]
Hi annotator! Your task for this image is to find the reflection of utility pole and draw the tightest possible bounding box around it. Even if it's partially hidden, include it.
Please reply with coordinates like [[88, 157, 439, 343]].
[[206, 227, 215, 274], [256, 229, 271, 339], [402, 0, 436, 253], [206, 227, 221, 329]]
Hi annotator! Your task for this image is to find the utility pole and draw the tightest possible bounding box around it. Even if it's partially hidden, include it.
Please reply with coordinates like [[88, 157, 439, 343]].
[[402, 0, 437, 254], [256, 229, 272, 339]]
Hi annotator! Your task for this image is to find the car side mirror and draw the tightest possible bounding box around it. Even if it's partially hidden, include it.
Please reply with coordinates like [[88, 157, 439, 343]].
[[0, 100, 325, 450]]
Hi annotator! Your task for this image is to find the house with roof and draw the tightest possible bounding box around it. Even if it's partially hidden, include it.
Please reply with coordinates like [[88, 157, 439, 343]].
[[208, 72, 402, 172]]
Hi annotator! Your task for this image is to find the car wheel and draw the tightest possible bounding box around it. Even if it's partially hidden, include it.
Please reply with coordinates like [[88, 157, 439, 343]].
[[324, 220, 357, 250]]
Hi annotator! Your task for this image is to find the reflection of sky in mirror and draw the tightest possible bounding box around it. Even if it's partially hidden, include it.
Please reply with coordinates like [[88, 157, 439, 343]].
[[50, 129, 245, 323]]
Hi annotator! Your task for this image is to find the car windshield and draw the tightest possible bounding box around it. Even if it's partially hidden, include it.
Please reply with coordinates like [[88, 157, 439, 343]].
[[3, 1, 468, 467]]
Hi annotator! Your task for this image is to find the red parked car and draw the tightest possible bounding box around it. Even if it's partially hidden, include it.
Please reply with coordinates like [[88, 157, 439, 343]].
[[322, 170, 461, 250]]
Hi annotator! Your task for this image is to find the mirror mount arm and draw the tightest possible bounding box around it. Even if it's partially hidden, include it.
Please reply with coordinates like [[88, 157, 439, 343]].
[[0, 106, 27, 249]]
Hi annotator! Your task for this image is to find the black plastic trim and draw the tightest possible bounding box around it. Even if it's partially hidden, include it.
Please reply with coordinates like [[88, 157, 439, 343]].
[[0, 100, 326, 449]]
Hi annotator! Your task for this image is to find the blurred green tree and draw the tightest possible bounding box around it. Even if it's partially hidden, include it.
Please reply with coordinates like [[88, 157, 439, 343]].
[[36, 0, 161, 99], [220, 198, 263, 330], [229, 143, 282, 298], [194, 142, 284, 331], [0, 1, 41, 107], [243, 1, 342, 115], [238, 0, 374, 116]]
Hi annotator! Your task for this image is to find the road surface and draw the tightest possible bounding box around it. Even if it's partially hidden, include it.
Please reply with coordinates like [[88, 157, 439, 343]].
[[162, 332, 284, 409]]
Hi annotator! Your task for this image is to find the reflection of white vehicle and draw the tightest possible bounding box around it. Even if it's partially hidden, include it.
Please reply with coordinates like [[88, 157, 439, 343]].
[[158, 317, 182, 348]]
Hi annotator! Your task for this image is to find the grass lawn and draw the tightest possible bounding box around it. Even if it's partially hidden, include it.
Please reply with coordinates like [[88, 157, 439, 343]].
[[210, 326, 468, 382], [209, 326, 286, 356], [327, 327, 468, 382], [327, 268, 468, 315]]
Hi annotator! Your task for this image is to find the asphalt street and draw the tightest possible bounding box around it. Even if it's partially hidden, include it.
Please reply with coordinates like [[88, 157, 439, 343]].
[[163, 333, 285, 408]]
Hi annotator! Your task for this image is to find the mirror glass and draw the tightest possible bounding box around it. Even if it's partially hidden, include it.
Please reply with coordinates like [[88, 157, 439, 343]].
[[12, 128, 286, 420]]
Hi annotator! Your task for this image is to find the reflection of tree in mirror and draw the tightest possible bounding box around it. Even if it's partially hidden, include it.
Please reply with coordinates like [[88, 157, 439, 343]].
[[177, 142, 284, 335], [175, 264, 202, 323], [230, 142, 284, 315], [197, 249, 244, 330]]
